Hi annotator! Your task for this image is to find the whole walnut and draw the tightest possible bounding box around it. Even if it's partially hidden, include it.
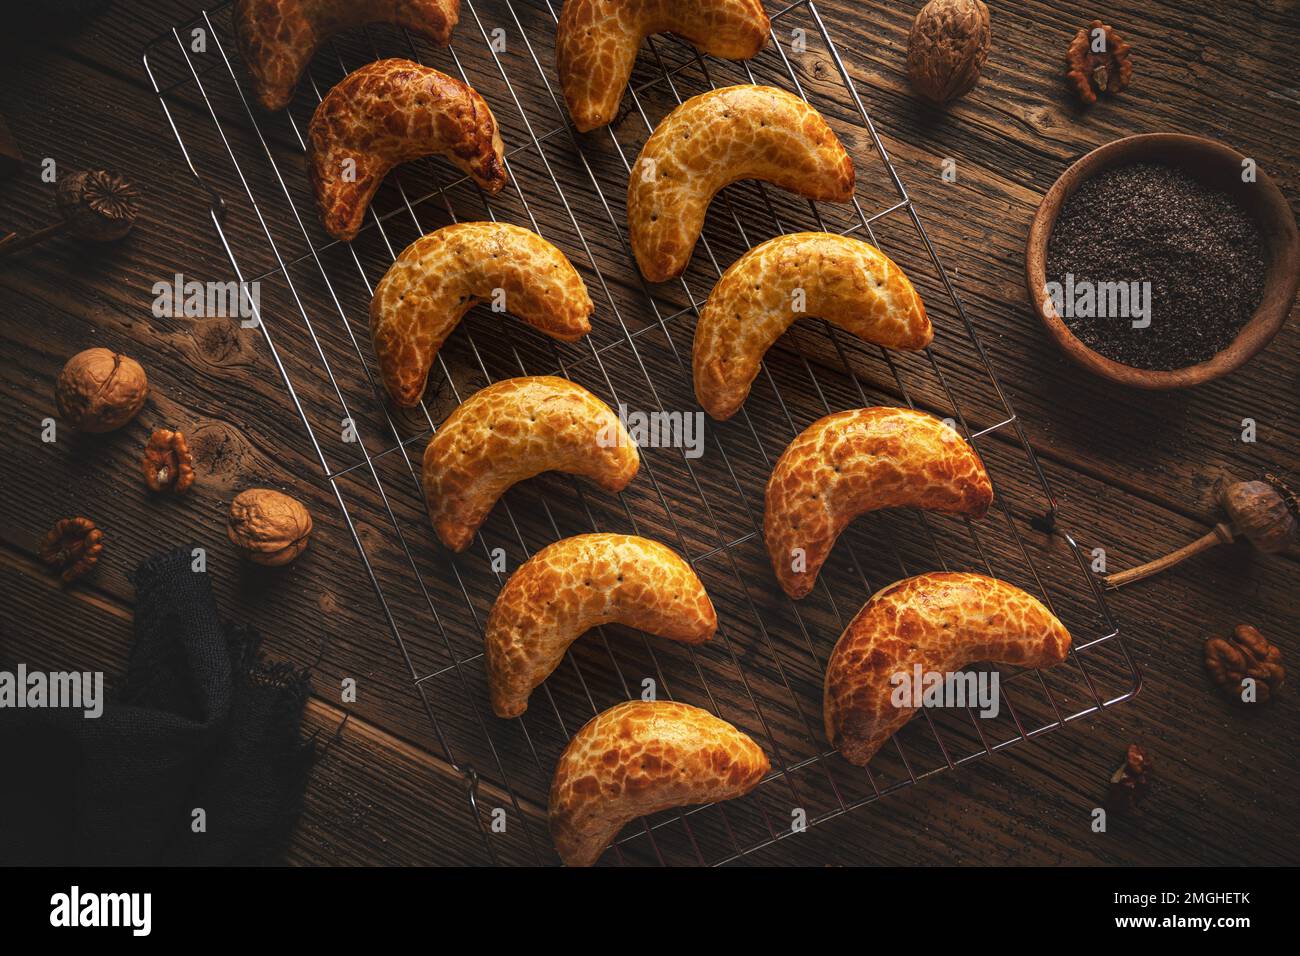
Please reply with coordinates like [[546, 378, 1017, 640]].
[[1205, 624, 1285, 704], [227, 488, 313, 566], [906, 0, 991, 105], [55, 348, 149, 432]]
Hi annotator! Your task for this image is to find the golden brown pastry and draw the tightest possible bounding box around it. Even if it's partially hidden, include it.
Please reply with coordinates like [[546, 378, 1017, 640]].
[[627, 85, 854, 282], [485, 534, 716, 717], [824, 572, 1072, 766], [422, 377, 638, 551], [307, 59, 506, 241], [549, 700, 769, 866], [694, 232, 932, 420], [232, 0, 459, 111], [765, 407, 992, 599], [556, 0, 770, 132], [371, 223, 593, 407]]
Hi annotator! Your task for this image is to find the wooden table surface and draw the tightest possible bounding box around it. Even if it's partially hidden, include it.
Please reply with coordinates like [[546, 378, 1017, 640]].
[[1, 0, 1296, 866]]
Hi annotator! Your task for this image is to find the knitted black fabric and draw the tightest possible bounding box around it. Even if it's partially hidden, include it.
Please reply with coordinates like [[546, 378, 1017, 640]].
[[0, 546, 314, 866]]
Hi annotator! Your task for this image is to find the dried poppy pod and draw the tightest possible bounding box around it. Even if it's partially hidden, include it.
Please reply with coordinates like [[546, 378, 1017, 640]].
[[1105, 473, 1297, 588], [0, 169, 140, 258], [56, 169, 140, 241]]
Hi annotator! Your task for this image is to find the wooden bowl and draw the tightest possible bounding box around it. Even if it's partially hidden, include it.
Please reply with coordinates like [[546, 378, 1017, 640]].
[[1026, 133, 1300, 389]]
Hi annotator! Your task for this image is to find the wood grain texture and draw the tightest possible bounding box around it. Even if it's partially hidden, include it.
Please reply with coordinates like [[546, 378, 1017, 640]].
[[0, 0, 1296, 866]]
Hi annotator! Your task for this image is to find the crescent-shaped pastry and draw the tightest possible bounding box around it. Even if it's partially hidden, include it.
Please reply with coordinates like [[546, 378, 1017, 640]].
[[485, 533, 717, 718], [765, 407, 993, 599], [627, 85, 855, 282], [549, 700, 769, 866], [556, 0, 770, 132], [694, 232, 932, 420], [232, 0, 459, 111], [371, 223, 594, 407], [422, 377, 639, 551], [824, 572, 1072, 766], [307, 59, 507, 241]]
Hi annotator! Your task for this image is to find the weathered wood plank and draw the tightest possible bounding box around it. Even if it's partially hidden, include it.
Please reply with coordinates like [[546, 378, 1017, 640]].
[[1, 0, 1296, 866]]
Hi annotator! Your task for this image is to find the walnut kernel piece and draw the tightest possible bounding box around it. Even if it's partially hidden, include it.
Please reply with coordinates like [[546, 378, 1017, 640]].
[[906, 0, 991, 105], [1106, 744, 1152, 815], [227, 488, 312, 566], [40, 516, 104, 584], [55, 348, 149, 433], [142, 428, 195, 494], [1066, 20, 1133, 105], [1205, 624, 1285, 704]]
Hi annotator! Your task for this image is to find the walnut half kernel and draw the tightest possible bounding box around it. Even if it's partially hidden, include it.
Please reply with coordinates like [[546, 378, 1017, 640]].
[[40, 516, 104, 584], [142, 428, 195, 494], [227, 488, 313, 566], [1066, 20, 1133, 105], [1205, 624, 1285, 704]]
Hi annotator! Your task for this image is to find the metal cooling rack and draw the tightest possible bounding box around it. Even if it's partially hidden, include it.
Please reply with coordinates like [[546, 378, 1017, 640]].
[[143, 0, 1140, 865]]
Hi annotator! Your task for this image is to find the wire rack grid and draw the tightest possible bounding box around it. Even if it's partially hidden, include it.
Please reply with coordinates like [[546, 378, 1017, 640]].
[[143, 0, 1140, 866]]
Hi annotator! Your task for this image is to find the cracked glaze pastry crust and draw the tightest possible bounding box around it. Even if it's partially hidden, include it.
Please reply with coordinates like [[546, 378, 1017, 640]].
[[694, 232, 932, 420], [627, 85, 855, 282], [422, 377, 639, 551], [307, 59, 506, 241], [824, 572, 1072, 766], [765, 407, 992, 599], [549, 700, 769, 866], [485, 534, 716, 717], [233, 0, 459, 111], [371, 222, 593, 407], [556, 0, 770, 132]]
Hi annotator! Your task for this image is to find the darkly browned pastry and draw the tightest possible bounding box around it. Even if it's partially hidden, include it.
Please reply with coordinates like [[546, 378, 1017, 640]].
[[627, 85, 854, 282], [421, 377, 639, 551], [556, 0, 770, 132], [233, 0, 460, 111], [765, 408, 992, 599], [549, 700, 768, 866], [370, 222, 593, 407], [307, 59, 506, 241], [824, 572, 1071, 766], [485, 534, 716, 717], [693, 233, 931, 421]]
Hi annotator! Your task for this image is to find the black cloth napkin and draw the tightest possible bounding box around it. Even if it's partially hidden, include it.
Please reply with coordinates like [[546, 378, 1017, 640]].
[[0, 546, 315, 866]]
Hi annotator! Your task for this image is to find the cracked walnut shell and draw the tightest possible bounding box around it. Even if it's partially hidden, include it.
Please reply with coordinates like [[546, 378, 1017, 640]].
[[1106, 744, 1152, 815], [142, 429, 195, 493], [1066, 20, 1133, 105], [40, 516, 104, 584], [906, 0, 991, 105], [227, 489, 312, 566], [1205, 624, 1285, 703], [55, 348, 149, 433]]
